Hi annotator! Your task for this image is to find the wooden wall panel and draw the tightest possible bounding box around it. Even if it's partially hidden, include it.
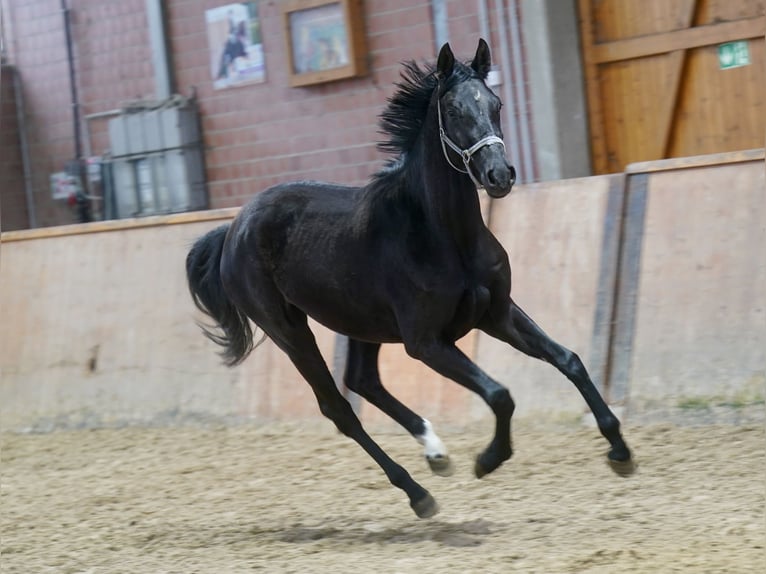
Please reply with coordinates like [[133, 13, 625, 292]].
[[669, 38, 765, 157], [579, 0, 765, 173]]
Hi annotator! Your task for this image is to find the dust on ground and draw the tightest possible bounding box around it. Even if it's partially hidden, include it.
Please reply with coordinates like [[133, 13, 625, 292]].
[[2, 421, 764, 573]]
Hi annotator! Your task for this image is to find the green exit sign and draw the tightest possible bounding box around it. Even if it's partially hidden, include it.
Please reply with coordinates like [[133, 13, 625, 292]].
[[718, 41, 750, 70]]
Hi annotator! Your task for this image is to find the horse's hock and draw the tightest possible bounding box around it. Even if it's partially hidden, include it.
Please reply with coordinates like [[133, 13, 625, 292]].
[[1, 150, 763, 431]]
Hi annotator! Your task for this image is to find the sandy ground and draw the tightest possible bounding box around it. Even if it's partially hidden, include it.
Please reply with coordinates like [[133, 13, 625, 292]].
[[2, 421, 764, 573]]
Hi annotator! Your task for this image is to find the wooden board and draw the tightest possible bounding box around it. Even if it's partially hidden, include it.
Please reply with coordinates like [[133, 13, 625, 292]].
[[578, 0, 765, 174]]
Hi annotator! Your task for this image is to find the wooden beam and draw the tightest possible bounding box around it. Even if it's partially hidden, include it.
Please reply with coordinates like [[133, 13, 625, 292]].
[[0, 208, 240, 243], [593, 16, 765, 63], [656, 0, 699, 159], [625, 148, 765, 174], [577, 0, 609, 174]]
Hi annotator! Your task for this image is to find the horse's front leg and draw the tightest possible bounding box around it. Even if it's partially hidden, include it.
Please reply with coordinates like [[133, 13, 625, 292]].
[[405, 339, 515, 478], [480, 299, 636, 476]]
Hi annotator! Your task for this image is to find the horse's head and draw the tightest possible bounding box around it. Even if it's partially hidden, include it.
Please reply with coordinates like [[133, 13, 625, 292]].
[[435, 40, 516, 198]]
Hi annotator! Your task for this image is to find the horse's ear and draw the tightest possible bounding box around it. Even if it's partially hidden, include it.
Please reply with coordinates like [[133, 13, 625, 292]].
[[471, 38, 491, 79], [436, 42, 455, 79]]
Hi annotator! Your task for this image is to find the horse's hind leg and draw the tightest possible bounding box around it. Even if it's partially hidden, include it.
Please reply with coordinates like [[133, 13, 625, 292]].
[[261, 308, 439, 518], [344, 339, 454, 476], [481, 300, 635, 476]]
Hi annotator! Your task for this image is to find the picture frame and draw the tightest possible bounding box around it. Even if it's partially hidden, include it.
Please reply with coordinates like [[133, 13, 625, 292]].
[[281, 0, 367, 87]]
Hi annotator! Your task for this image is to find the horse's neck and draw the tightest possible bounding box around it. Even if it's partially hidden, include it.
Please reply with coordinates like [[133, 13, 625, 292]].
[[414, 126, 485, 253]]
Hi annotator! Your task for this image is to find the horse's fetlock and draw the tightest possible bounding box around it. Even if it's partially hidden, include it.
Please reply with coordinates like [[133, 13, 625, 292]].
[[600, 414, 621, 437], [387, 464, 410, 489]]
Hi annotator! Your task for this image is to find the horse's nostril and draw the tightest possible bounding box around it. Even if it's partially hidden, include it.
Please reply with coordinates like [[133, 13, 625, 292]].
[[487, 169, 498, 186]]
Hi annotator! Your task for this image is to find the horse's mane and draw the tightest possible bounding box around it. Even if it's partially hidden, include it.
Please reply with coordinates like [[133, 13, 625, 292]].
[[377, 58, 480, 158]]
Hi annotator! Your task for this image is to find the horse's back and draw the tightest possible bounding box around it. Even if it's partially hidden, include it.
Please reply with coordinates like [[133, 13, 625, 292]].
[[228, 181, 361, 255], [245, 180, 361, 220]]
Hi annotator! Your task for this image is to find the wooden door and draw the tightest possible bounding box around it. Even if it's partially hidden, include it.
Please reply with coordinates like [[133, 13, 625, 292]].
[[578, 0, 765, 174]]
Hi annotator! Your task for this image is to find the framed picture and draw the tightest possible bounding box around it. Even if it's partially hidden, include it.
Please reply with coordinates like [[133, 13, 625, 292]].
[[206, 2, 266, 90], [282, 0, 367, 87]]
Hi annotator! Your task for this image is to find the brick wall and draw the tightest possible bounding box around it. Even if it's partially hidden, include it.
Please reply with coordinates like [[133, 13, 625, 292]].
[[0, 66, 28, 231], [2, 0, 496, 226], [2, 0, 77, 227], [168, 0, 444, 208], [1, 0, 154, 228], [76, 0, 155, 156]]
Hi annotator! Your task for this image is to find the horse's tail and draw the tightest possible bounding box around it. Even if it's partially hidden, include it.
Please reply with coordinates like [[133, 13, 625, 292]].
[[186, 224, 255, 366]]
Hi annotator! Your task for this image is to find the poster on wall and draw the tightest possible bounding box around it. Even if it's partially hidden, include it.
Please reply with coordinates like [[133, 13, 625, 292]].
[[206, 2, 265, 89]]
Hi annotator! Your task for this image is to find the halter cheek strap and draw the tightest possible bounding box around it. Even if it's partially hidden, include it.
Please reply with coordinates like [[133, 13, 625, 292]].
[[437, 97, 505, 188]]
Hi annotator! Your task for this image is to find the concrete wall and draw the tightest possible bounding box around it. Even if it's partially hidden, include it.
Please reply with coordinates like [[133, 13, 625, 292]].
[[476, 174, 623, 420], [612, 152, 766, 422], [0, 210, 341, 430], [1, 150, 763, 431], [521, 0, 591, 180]]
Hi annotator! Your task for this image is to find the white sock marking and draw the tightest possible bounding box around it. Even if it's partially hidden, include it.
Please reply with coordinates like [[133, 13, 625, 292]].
[[415, 419, 448, 459]]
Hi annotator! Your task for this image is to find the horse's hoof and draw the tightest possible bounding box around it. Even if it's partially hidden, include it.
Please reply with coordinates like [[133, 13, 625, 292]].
[[608, 456, 637, 477], [474, 453, 502, 479], [411, 493, 440, 519], [475, 458, 488, 479], [427, 454, 455, 477]]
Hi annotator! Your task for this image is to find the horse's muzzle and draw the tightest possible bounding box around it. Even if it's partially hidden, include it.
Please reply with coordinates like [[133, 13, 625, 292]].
[[484, 164, 515, 198]]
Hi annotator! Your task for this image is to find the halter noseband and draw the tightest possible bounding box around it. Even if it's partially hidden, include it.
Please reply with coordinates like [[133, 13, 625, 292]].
[[437, 90, 506, 189]]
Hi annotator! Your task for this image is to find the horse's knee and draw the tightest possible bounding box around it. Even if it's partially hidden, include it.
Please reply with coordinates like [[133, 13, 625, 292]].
[[318, 399, 359, 436], [562, 350, 586, 376], [344, 372, 381, 401], [343, 372, 361, 394], [488, 386, 515, 417]]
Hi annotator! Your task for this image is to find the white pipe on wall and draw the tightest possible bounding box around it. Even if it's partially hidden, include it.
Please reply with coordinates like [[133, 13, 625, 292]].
[[506, 0, 536, 182], [492, 0, 525, 182], [145, 0, 173, 100]]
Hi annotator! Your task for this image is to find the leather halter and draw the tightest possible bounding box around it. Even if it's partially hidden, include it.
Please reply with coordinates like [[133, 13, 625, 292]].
[[437, 92, 506, 188]]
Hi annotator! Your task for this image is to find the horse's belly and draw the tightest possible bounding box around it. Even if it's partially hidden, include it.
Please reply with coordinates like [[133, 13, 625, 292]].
[[285, 283, 402, 343], [307, 305, 402, 343]]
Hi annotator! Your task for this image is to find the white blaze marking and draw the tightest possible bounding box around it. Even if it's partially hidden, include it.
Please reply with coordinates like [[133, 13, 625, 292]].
[[415, 419, 448, 459], [474, 89, 481, 101]]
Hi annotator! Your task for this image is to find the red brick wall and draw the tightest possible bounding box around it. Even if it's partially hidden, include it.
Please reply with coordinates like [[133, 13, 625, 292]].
[[1, 0, 154, 228], [0, 66, 28, 231], [168, 0, 444, 208], [3, 0, 495, 226], [76, 0, 155, 155], [3, 0, 76, 227]]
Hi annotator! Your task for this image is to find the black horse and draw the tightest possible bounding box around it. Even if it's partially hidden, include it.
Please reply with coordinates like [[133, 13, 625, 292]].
[[187, 40, 635, 518]]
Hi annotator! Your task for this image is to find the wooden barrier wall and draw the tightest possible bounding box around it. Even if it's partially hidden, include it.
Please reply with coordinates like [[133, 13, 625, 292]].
[[610, 150, 765, 421], [1, 150, 763, 431]]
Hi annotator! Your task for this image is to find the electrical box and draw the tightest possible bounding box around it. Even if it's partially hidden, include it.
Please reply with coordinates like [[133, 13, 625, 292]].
[[104, 96, 207, 219]]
